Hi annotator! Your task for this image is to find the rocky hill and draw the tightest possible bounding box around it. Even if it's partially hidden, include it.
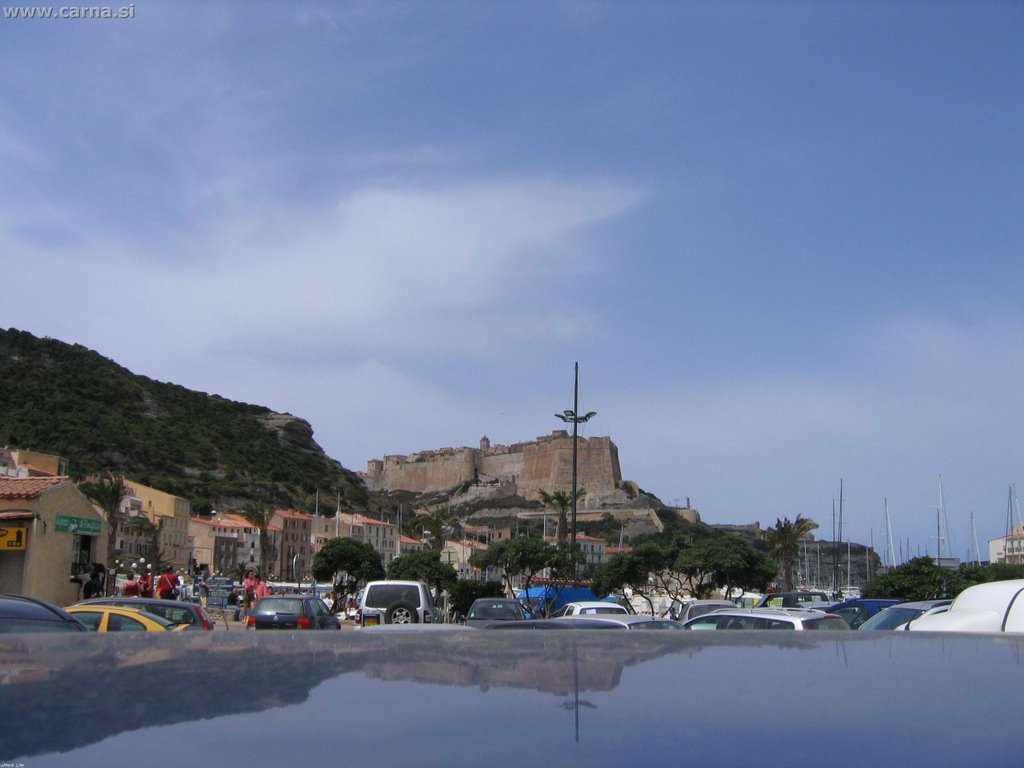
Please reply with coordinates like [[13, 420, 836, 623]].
[[0, 328, 365, 513]]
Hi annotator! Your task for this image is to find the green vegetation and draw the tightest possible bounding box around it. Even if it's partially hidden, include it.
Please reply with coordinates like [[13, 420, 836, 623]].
[[0, 328, 363, 511], [863, 557, 1024, 600]]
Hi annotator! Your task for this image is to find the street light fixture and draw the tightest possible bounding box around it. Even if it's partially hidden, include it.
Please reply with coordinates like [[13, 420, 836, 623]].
[[555, 362, 596, 569]]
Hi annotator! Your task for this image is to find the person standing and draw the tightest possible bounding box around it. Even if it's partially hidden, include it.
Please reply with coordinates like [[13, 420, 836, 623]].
[[254, 575, 269, 604], [82, 567, 104, 600], [241, 570, 257, 621], [123, 571, 141, 597], [157, 565, 180, 600], [139, 568, 154, 598], [197, 572, 210, 609]]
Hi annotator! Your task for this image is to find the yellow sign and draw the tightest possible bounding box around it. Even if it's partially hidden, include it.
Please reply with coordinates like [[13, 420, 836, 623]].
[[0, 526, 27, 550]]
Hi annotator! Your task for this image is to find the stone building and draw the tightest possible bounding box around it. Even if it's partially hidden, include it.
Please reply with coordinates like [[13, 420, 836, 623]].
[[0, 476, 108, 605]]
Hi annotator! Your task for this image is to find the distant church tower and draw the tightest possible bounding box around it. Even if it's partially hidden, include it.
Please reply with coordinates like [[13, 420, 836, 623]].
[[479, 435, 491, 451]]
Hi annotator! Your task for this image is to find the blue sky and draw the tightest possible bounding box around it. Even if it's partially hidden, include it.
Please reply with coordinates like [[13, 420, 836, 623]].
[[3, 1, 1023, 563]]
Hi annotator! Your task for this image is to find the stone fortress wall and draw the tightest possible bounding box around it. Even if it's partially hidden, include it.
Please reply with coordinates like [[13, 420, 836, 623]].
[[366, 431, 622, 501]]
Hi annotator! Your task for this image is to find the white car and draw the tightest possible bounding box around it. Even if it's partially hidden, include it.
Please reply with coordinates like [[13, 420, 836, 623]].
[[908, 579, 1024, 633], [550, 601, 630, 618]]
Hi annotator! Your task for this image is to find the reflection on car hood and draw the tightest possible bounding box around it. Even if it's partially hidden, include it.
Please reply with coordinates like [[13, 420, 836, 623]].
[[3, 631, 1024, 766]]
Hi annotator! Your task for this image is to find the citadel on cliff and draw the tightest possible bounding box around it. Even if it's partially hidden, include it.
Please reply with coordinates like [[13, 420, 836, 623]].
[[366, 431, 699, 536], [366, 430, 622, 499]]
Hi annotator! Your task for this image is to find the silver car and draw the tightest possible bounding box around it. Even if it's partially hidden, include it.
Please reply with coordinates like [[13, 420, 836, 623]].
[[683, 607, 850, 631]]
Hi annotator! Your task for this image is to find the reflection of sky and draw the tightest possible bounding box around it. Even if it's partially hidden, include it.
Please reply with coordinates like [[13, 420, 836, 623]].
[[16, 635, 1024, 768]]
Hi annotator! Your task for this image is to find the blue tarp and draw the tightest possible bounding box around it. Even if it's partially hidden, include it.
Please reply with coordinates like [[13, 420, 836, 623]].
[[516, 586, 598, 613]]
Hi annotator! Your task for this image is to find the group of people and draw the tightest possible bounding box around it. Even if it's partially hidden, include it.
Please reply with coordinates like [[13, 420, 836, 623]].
[[120, 565, 182, 599], [239, 570, 274, 621]]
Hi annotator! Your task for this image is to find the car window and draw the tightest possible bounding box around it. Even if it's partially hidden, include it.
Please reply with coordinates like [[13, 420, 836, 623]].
[[861, 607, 917, 630], [71, 612, 103, 631], [366, 585, 421, 607], [760, 619, 796, 630], [684, 617, 722, 630], [109, 614, 148, 632], [804, 617, 850, 630], [259, 599, 303, 614], [0, 619, 82, 633]]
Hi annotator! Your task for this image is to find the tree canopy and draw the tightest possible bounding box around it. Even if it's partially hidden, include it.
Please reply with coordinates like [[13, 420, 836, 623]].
[[311, 537, 385, 604], [469, 536, 552, 606], [388, 550, 458, 595]]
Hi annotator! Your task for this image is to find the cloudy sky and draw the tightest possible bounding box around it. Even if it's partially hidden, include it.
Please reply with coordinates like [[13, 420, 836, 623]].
[[3, 1, 1023, 563]]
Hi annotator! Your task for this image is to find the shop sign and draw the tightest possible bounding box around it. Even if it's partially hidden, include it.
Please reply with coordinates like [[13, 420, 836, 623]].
[[55, 514, 102, 536]]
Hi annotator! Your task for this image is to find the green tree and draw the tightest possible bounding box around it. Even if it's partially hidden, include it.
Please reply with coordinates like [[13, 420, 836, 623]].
[[311, 537, 385, 610], [78, 475, 125, 593], [674, 536, 776, 599], [470, 536, 551, 614], [591, 542, 667, 614], [238, 503, 274, 577], [862, 557, 967, 600], [388, 550, 458, 595], [538, 489, 586, 543], [763, 516, 819, 591], [448, 580, 504, 619]]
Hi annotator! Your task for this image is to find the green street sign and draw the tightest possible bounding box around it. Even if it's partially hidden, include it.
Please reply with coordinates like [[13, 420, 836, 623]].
[[55, 514, 102, 536]]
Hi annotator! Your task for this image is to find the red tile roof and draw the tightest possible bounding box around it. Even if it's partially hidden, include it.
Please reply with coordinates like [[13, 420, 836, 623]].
[[0, 476, 67, 499]]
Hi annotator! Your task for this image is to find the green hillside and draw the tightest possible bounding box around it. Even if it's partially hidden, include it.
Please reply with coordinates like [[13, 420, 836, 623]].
[[0, 328, 366, 513]]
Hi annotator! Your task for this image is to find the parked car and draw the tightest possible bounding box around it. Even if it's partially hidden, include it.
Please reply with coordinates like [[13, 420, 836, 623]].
[[823, 598, 903, 629], [550, 601, 630, 618], [7, 627, 1024, 765], [358, 580, 438, 626], [465, 598, 530, 626], [247, 595, 340, 630], [909, 579, 1024, 633], [675, 600, 736, 623], [65, 605, 176, 632], [0, 593, 86, 633], [682, 607, 850, 631], [73, 597, 214, 630], [487, 615, 683, 630], [753, 591, 832, 609], [857, 600, 952, 631]]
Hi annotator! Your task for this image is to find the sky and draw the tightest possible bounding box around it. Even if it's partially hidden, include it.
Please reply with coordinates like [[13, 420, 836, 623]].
[[3, 1, 1023, 564]]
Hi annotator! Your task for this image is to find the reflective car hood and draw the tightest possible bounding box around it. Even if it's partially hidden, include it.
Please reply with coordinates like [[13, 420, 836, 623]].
[[3, 631, 1023, 766]]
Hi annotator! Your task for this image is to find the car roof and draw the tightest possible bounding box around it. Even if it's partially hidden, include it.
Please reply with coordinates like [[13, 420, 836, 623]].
[[0, 593, 85, 626], [6, 630, 1024, 764], [552, 615, 681, 628]]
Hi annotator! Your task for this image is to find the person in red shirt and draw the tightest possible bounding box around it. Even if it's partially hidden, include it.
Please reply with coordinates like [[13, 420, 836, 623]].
[[123, 570, 141, 597], [241, 570, 257, 621], [157, 565, 180, 600], [138, 569, 154, 598]]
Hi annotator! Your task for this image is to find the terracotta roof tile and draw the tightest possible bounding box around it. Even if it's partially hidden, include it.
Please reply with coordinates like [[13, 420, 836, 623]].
[[0, 476, 67, 499]]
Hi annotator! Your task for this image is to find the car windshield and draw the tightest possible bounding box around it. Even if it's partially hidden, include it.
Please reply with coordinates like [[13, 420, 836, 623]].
[[859, 606, 921, 630], [468, 602, 521, 620]]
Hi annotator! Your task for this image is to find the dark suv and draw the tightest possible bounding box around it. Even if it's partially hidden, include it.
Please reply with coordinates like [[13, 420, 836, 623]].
[[358, 581, 437, 626]]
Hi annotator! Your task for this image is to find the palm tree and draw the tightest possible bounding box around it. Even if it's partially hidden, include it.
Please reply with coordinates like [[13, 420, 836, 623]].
[[79, 475, 126, 594], [763, 515, 819, 591], [539, 489, 586, 544], [239, 503, 274, 577]]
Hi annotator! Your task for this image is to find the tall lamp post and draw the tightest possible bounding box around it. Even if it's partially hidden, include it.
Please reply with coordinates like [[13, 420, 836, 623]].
[[555, 362, 596, 566]]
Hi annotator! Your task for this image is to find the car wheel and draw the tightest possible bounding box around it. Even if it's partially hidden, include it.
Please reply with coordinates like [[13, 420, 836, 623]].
[[385, 601, 418, 624]]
